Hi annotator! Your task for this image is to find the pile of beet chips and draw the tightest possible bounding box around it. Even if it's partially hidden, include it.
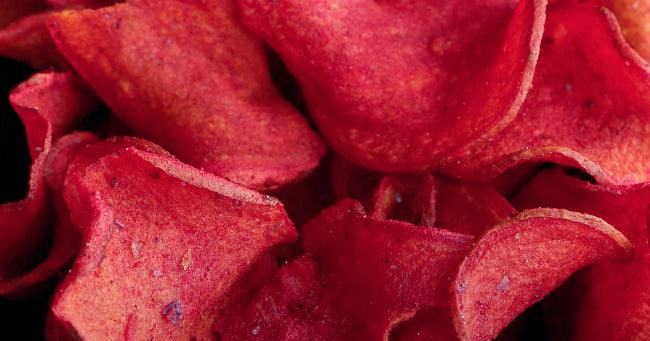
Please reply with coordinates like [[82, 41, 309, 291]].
[[0, 0, 649, 339]]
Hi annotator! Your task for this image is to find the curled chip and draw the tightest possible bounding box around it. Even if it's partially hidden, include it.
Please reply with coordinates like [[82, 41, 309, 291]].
[[572, 246, 650, 340], [370, 174, 436, 227], [0, 0, 49, 28], [0, 13, 67, 69], [301, 200, 473, 339], [330, 156, 514, 234], [513, 168, 650, 248], [592, 0, 650, 61], [47, 0, 115, 8], [451, 208, 633, 341], [432, 176, 516, 236], [218, 200, 473, 339], [390, 307, 457, 341], [62, 136, 171, 231], [47, 0, 326, 191], [0, 71, 95, 284], [442, 2, 650, 189], [237, 0, 546, 172], [48, 149, 297, 339], [0, 132, 96, 298], [214, 256, 346, 340]]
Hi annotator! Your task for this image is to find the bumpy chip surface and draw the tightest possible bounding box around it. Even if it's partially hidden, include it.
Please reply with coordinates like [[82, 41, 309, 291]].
[[238, 0, 546, 171], [443, 2, 650, 189], [451, 208, 633, 341], [48, 0, 326, 191], [48, 149, 297, 340]]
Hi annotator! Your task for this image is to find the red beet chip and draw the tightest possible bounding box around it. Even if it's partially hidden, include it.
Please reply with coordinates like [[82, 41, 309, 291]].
[[301, 200, 474, 339], [214, 256, 346, 340], [513, 168, 650, 248], [47, 0, 326, 191], [217, 199, 472, 339], [46, 0, 115, 8], [63, 136, 171, 231], [47, 148, 297, 339], [433, 176, 516, 236], [443, 2, 650, 189], [370, 174, 436, 227], [389, 307, 457, 341], [451, 208, 633, 341], [0, 132, 96, 298], [0, 0, 49, 29], [572, 245, 650, 340], [513, 168, 650, 339], [592, 0, 650, 61], [0, 71, 95, 286], [0, 13, 67, 69], [237, 0, 546, 172]]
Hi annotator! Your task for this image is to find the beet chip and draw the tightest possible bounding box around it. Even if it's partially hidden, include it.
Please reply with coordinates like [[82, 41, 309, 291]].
[[214, 256, 347, 340], [237, 0, 546, 172], [370, 175, 436, 227], [63, 136, 171, 230], [572, 245, 650, 340], [48, 148, 297, 339], [218, 200, 472, 339], [432, 176, 516, 236], [0, 13, 67, 69], [0, 71, 95, 284], [48, 0, 326, 191], [0, 132, 96, 298], [593, 0, 650, 61], [513, 168, 650, 248], [443, 2, 650, 189], [301, 200, 474, 339], [0, 0, 49, 28], [451, 208, 633, 341]]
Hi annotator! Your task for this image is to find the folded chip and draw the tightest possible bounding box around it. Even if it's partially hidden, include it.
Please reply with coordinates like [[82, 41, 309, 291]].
[[213, 256, 347, 340], [572, 245, 650, 340], [330, 156, 514, 234], [513, 167, 650, 339], [0, 132, 96, 298], [513, 168, 650, 248], [237, 0, 546, 172], [216, 199, 472, 339], [48, 0, 326, 191], [0, 13, 67, 69], [47, 148, 297, 339], [451, 208, 633, 341], [63, 136, 171, 231], [0, 71, 95, 285], [0, 0, 49, 28], [301, 200, 474, 339], [592, 0, 650, 61], [442, 2, 650, 189], [370, 174, 436, 227]]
